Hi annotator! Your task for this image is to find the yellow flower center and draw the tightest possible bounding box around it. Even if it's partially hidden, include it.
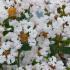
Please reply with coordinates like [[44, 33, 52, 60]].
[[40, 32, 48, 38], [3, 50, 10, 57], [19, 32, 28, 43], [8, 7, 16, 17]]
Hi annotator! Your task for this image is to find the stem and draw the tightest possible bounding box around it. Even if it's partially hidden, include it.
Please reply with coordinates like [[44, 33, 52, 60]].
[[58, 53, 67, 66], [18, 50, 20, 67], [2, 65, 3, 70]]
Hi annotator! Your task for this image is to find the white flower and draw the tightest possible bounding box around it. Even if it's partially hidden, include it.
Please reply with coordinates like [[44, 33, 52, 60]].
[[57, 17, 64, 24], [67, 58, 70, 68], [0, 48, 4, 55], [15, 0, 30, 14], [49, 56, 57, 63], [20, 0, 30, 10], [32, 8, 44, 18], [10, 49, 18, 57], [28, 37, 36, 47], [0, 26, 4, 32], [15, 0, 21, 3], [13, 40, 22, 50], [49, 0, 63, 4], [5, 32, 18, 41], [14, 26, 22, 35], [29, 29, 38, 38], [47, 4, 57, 13], [0, 9, 8, 21], [39, 48, 49, 56], [0, 55, 6, 63], [37, 37, 50, 51], [25, 65, 32, 70], [9, 20, 19, 27], [0, 0, 70, 68], [1, 42, 10, 50], [65, 3, 70, 14], [5, 0, 14, 7], [25, 13, 30, 18], [30, 0, 45, 7], [56, 61, 66, 70], [16, 67, 24, 70], [7, 54, 15, 64], [41, 62, 49, 70], [36, 56, 43, 62], [33, 63, 41, 70], [0, 1, 8, 21], [63, 16, 70, 25], [43, 39, 50, 46], [23, 21, 34, 33], [36, 36, 44, 44], [64, 26, 70, 38], [52, 21, 61, 29]]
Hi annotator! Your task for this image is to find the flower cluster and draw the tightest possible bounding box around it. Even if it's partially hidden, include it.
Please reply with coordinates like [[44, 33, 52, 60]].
[[0, 0, 70, 70]]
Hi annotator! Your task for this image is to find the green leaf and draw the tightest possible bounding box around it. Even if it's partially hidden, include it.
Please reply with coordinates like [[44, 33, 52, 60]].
[[21, 42, 31, 51], [60, 47, 70, 54], [44, 56, 49, 61], [57, 7, 62, 14], [49, 36, 70, 55], [3, 18, 14, 36], [61, 38, 70, 46], [62, 5, 66, 9], [16, 12, 26, 21], [3, 31, 9, 36], [66, 67, 70, 70], [49, 44, 59, 55], [32, 59, 38, 65], [3, 18, 10, 28], [10, 58, 18, 65], [0, 64, 2, 68], [3, 26, 14, 36], [16, 7, 32, 21], [47, 21, 52, 27], [57, 6, 66, 17]]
